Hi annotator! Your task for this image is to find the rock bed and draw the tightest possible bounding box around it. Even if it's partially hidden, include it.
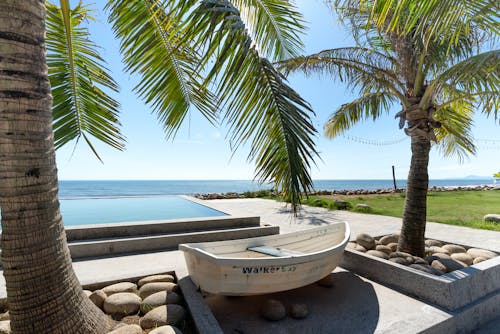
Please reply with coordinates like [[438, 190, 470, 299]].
[[0, 274, 191, 334], [348, 233, 498, 275], [194, 185, 497, 200]]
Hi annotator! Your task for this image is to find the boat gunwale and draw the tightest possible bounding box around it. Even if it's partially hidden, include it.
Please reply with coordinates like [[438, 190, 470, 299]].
[[179, 222, 350, 267]]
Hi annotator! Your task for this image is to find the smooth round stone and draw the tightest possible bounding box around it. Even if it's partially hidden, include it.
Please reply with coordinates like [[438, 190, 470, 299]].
[[354, 244, 367, 252], [412, 256, 428, 265], [0, 312, 9, 321], [431, 260, 447, 273], [410, 264, 443, 275], [289, 303, 308, 319], [473, 257, 488, 264], [141, 291, 182, 314], [261, 299, 286, 321], [387, 243, 398, 252], [425, 239, 442, 247], [103, 293, 142, 315], [366, 250, 389, 259], [139, 282, 178, 299], [140, 305, 186, 329], [0, 320, 10, 334], [102, 282, 137, 296], [356, 233, 376, 250], [89, 289, 107, 309], [425, 255, 439, 264], [432, 253, 451, 260], [432, 259, 465, 273], [451, 253, 473, 266], [405, 256, 415, 264], [317, 274, 334, 288], [389, 251, 412, 259], [375, 245, 392, 255], [379, 234, 399, 246], [467, 248, 497, 260], [150, 326, 183, 334], [484, 214, 500, 223], [429, 246, 450, 255], [83, 290, 92, 297], [346, 242, 357, 250], [138, 274, 175, 287], [355, 203, 372, 210], [389, 257, 410, 265], [442, 244, 467, 254], [107, 324, 142, 334]]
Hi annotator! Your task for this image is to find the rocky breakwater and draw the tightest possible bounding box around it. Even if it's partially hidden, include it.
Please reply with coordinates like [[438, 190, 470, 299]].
[[347, 233, 498, 276]]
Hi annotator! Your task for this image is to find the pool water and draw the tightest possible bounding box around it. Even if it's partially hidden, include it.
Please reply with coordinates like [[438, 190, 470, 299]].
[[59, 196, 227, 226]]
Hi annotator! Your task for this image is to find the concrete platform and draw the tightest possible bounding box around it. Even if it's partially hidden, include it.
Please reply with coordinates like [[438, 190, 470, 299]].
[[0, 198, 498, 333]]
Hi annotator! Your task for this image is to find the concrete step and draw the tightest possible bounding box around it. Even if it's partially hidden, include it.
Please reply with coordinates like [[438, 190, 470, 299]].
[[68, 225, 279, 259], [66, 216, 260, 241]]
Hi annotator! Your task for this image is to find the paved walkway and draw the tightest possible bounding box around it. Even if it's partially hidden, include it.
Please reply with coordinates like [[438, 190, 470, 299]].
[[0, 198, 499, 333]]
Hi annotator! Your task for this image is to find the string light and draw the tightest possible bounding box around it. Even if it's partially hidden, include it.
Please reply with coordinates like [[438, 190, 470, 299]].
[[340, 136, 500, 149]]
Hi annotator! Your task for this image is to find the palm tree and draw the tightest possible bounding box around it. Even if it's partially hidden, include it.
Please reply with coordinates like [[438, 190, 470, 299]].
[[279, 0, 499, 256], [0, 0, 317, 332]]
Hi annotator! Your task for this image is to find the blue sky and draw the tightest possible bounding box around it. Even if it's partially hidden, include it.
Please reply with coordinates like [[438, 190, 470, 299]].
[[56, 0, 500, 180]]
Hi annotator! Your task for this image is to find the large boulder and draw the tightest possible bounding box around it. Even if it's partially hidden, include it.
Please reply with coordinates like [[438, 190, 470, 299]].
[[356, 234, 376, 250], [103, 293, 142, 315], [138, 274, 175, 288], [102, 282, 137, 296], [140, 305, 186, 329], [484, 214, 500, 223]]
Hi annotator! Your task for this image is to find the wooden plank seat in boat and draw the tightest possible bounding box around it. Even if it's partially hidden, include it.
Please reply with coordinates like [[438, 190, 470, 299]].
[[247, 245, 304, 257]]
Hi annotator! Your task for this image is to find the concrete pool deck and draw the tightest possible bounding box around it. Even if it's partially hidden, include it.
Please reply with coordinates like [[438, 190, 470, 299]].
[[0, 198, 499, 333]]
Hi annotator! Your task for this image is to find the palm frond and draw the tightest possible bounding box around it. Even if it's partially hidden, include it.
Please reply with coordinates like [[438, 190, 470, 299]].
[[231, 0, 305, 60], [364, 0, 499, 48], [277, 47, 405, 102], [423, 50, 500, 112], [182, 0, 318, 211], [105, 0, 218, 138], [324, 91, 398, 138], [46, 1, 124, 159], [434, 102, 476, 161]]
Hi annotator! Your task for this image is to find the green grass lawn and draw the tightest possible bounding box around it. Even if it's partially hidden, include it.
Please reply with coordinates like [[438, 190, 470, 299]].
[[308, 190, 500, 231]]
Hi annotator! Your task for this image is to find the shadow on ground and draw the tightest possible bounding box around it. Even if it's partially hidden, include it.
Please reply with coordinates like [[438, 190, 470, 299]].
[[205, 271, 380, 334]]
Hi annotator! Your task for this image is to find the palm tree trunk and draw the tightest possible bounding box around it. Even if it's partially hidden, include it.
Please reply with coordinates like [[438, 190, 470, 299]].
[[397, 100, 432, 257], [0, 1, 112, 333]]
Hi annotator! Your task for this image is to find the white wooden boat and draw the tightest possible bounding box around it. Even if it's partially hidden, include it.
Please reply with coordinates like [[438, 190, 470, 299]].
[[179, 222, 350, 295]]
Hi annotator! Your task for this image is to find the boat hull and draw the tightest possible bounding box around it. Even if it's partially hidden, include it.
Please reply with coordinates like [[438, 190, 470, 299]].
[[181, 223, 350, 295]]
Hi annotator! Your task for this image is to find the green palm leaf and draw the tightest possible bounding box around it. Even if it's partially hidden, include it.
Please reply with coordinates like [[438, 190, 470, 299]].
[[182, 0, 318, 210], [46, 1, 124, 160], [277, 47, 405, 101], [423, 50, 500, 113], [324, 92, 398, 138], [105, 0, 218, 137], [231, 0, 305, 60]]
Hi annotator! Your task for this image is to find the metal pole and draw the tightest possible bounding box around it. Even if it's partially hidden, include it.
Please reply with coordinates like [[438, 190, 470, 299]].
[[392, 165, 397, 190]]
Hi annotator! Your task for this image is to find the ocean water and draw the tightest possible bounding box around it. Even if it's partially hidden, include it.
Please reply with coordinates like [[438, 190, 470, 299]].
[[58, 179, 495, 199]]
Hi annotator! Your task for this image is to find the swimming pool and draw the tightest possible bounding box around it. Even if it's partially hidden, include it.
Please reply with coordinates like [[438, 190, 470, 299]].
[[59, 196, 227, 226]]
